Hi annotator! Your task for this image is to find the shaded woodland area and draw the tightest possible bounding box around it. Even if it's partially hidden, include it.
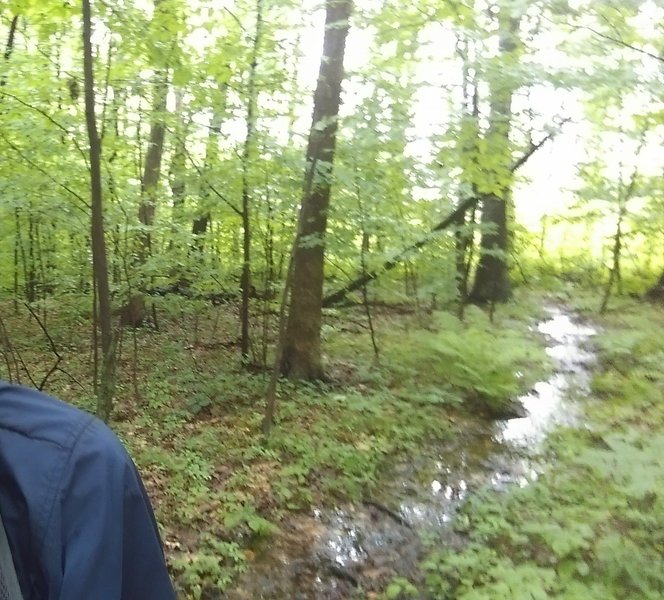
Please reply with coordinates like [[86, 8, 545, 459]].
[[1, 0, 663, 598]]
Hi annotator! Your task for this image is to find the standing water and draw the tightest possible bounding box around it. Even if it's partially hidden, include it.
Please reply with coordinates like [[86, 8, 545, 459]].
[[227, 307, 596, 599]]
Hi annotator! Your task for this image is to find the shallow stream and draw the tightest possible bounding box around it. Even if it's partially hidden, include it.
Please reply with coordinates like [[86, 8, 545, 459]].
[[227, 306, 597, 599]]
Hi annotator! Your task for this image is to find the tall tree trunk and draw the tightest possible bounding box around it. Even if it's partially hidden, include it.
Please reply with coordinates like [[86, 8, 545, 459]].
[[469, 6, 522, 304], [455, 36, 480, 307], [136, 0, 170, 261], [471, 192, 513, 302], [26, 209, 36, 303], [0, 23, 26, 307], [137, 71, 168, 261], [14, 210, 27, 302], [645, 270, 664, 301], [600, 209, 624, 314], [454, 200, 476, 306], [192, 86, 227, 249], [240, 0, 265, 360], [13, 210, 20, 312], [169, 90, 187, 215], [281, 0, 353, 379], [1, 15, 18, 88], [601, 149, 642, 312], [82, 0, 116, 421]]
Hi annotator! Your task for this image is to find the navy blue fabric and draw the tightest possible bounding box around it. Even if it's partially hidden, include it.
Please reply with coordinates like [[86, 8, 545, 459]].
[[0, 382, 176, 600]]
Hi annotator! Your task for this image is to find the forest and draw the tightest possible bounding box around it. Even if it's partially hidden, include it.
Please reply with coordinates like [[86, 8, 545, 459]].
[[1, 0, 663, 598]]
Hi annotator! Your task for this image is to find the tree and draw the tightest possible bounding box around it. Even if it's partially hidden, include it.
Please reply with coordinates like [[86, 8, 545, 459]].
[[322, 130, 560, 308], [280, 0, 353, 379], [82, 0, 116, 420], [468, 1, 524, 303], [239, 0, 265, 360], [646, 271, 664, 301], [135, 0, 182, 262]]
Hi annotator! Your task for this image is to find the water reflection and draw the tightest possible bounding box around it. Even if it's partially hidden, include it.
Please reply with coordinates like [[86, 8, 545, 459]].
[[228, 306, 598, 599], [499, 306, 596, 446]]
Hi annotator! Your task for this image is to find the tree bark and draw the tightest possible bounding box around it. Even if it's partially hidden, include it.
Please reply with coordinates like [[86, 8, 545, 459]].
[[240, 0, 265, 360], [470, 192, 513, 302], [1, 15, 18, 87], [192, 87, 226, 248], [468, 6, 523, 304], [645, 271, 664, 301], [454, 199, 476, 306], [600, 147, 642, 312], [169, 90, 187, 212], [455, 38, 480, 307], [137, 71, 168, 260], [82, 0, 116, 421], [281, 0, 353, 379], [599, 210, 624, 314]]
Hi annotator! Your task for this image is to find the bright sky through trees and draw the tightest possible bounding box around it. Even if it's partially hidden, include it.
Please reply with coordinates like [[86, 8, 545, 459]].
[[94, 0, 662, 236]]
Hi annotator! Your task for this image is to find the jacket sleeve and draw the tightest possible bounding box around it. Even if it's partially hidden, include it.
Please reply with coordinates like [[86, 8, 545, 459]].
[[53, 419, 176, 600]]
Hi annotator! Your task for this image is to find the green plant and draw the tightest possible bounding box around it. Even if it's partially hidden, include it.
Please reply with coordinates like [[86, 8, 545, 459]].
[[223, 503, 280, 537], [383, 576, 418, 599], [170, 534, 247, 599], [421, 300, 664, 600]]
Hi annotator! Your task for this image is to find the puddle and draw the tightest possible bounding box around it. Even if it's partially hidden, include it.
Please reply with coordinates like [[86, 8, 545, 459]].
[[499, 306, 596, 446], [227, 306, 597, 599]]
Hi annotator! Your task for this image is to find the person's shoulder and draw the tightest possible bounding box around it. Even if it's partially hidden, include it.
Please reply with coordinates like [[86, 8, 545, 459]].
[[0, 382, 140, 502], [0, 381, 97, 450]]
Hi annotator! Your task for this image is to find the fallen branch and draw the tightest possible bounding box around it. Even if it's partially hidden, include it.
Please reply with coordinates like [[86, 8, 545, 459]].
[[326, 561, 359, 587]]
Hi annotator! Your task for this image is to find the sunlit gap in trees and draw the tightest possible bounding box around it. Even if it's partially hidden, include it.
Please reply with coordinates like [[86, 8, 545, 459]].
[[86, 0, 660, 250], [513, 0, 663, 249], [10, 0, 660, 265]]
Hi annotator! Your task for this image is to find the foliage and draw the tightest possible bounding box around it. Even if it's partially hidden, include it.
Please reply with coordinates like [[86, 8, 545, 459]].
[[383, 577, 419, 599], [0, 288, 549, 597], [169, 534, 247, 600], [422, 298, 664, 600], [425, 308, 548, 413], [2, 0, 661, 324], [362, 300, 550, 415], [2, 0, 664, 594]]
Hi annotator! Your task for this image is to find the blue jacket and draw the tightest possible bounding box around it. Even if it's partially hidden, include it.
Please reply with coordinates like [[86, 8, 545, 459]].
[[0, 381, 176, 599]]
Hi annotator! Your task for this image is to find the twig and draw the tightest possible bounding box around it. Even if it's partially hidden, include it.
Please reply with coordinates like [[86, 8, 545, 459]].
[[165, 125, 243, 216], [0, 132, 90, 211], [363, 500, 413, 529], [0, 90, 90, 165], [583, 24, 662, 64], [24, 303, 62, 390]]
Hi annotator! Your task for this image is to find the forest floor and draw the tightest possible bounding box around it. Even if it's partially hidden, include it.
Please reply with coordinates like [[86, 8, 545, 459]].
[[1, 289, 663, 599]]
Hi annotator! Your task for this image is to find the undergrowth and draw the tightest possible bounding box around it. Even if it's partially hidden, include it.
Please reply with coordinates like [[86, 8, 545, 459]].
[[421, 297, 664, 600], [0, 293, 548, 599]]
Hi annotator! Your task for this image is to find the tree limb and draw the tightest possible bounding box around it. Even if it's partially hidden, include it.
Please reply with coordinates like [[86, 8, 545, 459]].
[[0, 132, 90, 211], [585, 25, 663, 64], [24, 303, 63, 390], [323, 127, 565, 307], [166, 125, 243, 217], [0, 90, 90, 165]]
